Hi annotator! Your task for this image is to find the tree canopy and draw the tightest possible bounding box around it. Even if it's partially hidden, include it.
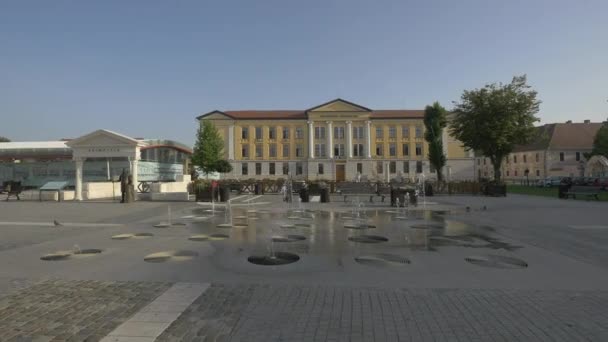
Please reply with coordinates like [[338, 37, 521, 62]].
[[192, 120, 233, 176], [0, 136, 10, 142], [588, 120, 608, 158], [450, 75, 540, 182], [423, 102, 447, 182]]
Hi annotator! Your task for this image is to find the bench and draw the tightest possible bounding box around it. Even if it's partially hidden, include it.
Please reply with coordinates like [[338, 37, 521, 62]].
[[336, 182, 383, 202], [3, 181, 23, 201], [565, 186, 600, 200]]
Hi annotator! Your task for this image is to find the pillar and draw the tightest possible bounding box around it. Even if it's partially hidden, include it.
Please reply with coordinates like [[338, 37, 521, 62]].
[[228, 124, 235, 160], [75, 158, 83, 201], [308, 121, 315, 159], [130, 159, 138, 193], [365, 120, 372, 158], [346, 121, 353, 158], [326, 121, 333, 159]]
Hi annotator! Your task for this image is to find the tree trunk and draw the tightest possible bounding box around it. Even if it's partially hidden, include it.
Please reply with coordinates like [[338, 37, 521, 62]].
[[436, 170, 443, 183], [493, 163, 501, 183]]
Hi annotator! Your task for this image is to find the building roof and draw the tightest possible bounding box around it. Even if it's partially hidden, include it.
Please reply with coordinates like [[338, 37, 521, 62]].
[[513, 122, 602, 152]]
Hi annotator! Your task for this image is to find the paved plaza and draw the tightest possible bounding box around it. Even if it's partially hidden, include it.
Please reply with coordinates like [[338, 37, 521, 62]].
[[0, 194, 607, 341]]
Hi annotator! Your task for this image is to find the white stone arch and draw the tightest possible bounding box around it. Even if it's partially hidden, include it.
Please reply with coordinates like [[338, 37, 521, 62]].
[[66, 129, 144, 201], [586, 155, 608, 178]]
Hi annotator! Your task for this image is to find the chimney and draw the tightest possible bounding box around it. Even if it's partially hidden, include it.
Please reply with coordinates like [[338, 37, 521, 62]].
[[584, 119, 590, 123], [566, 120, 572, 124]]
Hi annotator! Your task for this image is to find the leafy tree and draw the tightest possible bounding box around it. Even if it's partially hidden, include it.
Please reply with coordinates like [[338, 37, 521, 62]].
[[586, 120, 608, 158], [0, 136, 10, 142], [450, 75, 540, 182], [423, 102, 448, 182], [192, 120, 233, 176]]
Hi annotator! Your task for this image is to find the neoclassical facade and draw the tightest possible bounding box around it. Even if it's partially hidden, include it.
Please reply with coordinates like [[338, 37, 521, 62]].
[[197, 99, 474, 181]]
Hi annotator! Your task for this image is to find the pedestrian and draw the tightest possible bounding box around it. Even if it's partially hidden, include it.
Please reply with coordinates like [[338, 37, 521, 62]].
[[118, 169, 128, 203]]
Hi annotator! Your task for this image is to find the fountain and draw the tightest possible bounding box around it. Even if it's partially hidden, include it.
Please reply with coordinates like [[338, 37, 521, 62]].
[[216, 200, 234, 228], [154, 205, 186, 228]]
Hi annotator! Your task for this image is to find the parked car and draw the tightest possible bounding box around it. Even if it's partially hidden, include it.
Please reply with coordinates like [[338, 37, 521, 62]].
[[538, 177, 562, 187]]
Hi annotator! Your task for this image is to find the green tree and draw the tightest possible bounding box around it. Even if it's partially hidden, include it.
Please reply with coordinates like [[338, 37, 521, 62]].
[[450, 75, 540, 182], [423, 102, 448, 182], [587, 120, 608, 158], [0, 136, 10, 142], [192, 120, 233, 176]]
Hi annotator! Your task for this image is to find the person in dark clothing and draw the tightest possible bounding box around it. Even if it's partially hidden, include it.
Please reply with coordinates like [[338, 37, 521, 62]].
[[118, 169, 129, 203]]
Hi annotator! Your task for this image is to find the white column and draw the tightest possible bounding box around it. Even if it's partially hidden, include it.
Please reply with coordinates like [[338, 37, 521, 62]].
[[346, 121, 353, 158], [131, 158, 138, 193], [308, 121, 315, 159], [326, 121, 333, 159], [75, 158, 83, 201], [228, 124, 235, 160], [365, 120, 372, 158]]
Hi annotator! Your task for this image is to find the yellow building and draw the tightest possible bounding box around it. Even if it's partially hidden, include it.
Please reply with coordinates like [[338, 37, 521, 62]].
[[197, 99, 474, 181]]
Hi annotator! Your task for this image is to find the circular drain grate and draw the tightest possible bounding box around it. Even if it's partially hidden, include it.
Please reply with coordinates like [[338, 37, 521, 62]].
[[153, 222, 186, 228], [271, 235, 307, 242], [112, 233, 154, 240], [465, 255, 528, 269], [355, 253, 411, 267], [216, 223, 233, 228], [348, 235, 389, 243], [248, 252, 300, 266], [40, 252, 71, 261], [410, 224, 443, 230], [343, 222, 376, 229], [295, 223, 312, 227], [41, 248, 102, 261], [144, 250, 199, 263], [188, 234, 229, 241]]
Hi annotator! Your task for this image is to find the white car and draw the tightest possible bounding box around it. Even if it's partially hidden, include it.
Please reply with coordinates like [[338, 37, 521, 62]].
[[537, 177, 562, 187]]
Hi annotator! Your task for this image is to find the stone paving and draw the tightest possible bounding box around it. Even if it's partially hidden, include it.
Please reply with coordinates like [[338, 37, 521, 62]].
[[156, 283, 608, 342], [0, 279, 169, 342]]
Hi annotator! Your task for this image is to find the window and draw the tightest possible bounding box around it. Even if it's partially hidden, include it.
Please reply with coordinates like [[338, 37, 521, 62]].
[[506, 156, 510, 164], [477, 159, 481, 165], [269, 162, 275, 175], [353, 126, 364, 139], [282, 127, 289, 139], [334, 144, 345, 157], [242, 145, 249, 158], [388, 126, 396, 138], [269, 127, 276, 139], [376, 144, 383, 156], [296, 144, 303, 157], [255, 163, 262, 175], [269, 144, 277, 158], [402, 144, 409, 156], [415, 143, 422, 156], [513, 156, 517, 163], [255, 127, 263, 140], [376, 127, 384, 139], [377, 161, 383, 174], [536, 170, 540, 176], [295, 127, 303, 139], [576, 152, 580, 161], [402, 126, 410, 138], [353, 144, 364, 157], [242, 163, 248, 175], [357, 163, 363, 174], [296, 162, 303, 175], [559, 152, 564, 161], [404, 162, 410, 173], [318, 163, 324, 175], [415, 126, 423, 138], [282, 144, 289, 158], [315, 126, 325, 139], [242, 127, 249, 139], [255, 144, 262, 158], [506, 170, 510, 176], [535, 153, 539, 162], [523, 155, 527, 163], [514, 170, 518, 177], [282, 162, 289, 175], [389, 143, 396, 157], [416, 161, 423, 173], [389, 161, 396, 174], [315, 144, 326, 157], [334, 127, 345, 139]]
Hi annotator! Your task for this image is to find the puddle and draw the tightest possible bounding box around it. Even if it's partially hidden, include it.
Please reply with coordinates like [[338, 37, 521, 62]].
[[248, 252, 300, 266], [465, 255, 528, 269], [355, 253, 411, 267], [348, 235, 389, 243]]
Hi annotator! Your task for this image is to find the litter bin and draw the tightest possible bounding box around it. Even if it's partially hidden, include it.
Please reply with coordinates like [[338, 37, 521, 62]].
[[219, 186, 230, 202], [558, 184, 570, 199], [320, 188, 330, 203], [300, 188, 310, 203], [424, 183, 433, 196]]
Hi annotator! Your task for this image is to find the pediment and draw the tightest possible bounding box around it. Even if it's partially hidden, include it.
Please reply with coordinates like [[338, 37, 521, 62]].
[[307, 99, 371, 112], [67, 129, 139, 148], [197, 110, 232, 120]]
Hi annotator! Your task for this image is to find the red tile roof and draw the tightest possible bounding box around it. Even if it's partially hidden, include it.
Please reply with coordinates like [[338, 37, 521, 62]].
[[370, 110, 425, 119], [199, 109, 425, 120]]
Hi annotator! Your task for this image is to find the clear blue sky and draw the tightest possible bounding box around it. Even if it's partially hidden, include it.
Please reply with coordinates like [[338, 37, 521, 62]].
[[1, 0, 607, 146]]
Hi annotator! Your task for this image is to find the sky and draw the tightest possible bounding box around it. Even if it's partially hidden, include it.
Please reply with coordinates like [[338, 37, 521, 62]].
[[1, 0, 607, 146]]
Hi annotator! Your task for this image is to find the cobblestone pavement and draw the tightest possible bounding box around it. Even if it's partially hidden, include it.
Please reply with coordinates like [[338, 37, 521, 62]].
[[0, 279, 170, 342], [158, 284, 608, 342]]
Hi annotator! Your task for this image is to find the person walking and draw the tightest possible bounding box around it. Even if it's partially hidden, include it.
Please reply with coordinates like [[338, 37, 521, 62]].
[[118, 169, 128, 203]]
